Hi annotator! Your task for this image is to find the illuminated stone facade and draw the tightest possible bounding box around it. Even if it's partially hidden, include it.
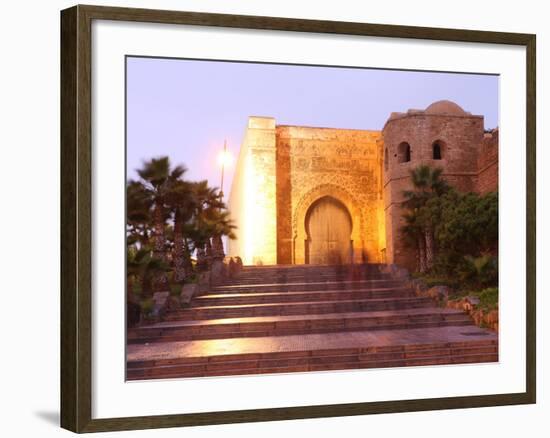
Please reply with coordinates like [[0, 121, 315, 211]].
[[227, 101, 498, 268], [227, 117, 278, 266]]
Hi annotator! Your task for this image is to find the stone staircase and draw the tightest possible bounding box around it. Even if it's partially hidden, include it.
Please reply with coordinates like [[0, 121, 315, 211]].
[[126, 264, 498, 380]]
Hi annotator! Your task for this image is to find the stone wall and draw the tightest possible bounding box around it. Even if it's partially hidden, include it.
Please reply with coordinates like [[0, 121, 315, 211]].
[[382, 101, 485, 270], [228, 101, 497, 268], [477, 128, 499, 194], [276, 125, 385, 264], [227, 117, 278, 265]]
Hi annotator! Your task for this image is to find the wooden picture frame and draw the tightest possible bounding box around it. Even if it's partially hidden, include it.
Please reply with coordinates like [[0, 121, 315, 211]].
[[60, 4, 536, 433]]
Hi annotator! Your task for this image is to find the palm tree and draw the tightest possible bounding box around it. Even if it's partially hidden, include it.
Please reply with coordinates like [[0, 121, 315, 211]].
[[165, 179, 195, 283], [190, 180, 224, 270], [127, 246, 150, 326], [180, 223, 196, 277], [208, 209, 236, 260], [402, 165, 449, 208], [133, 157, 186, 291], [127, 246, 148, 296], [402, 211, 427, 273], [126, 245, 169, 297], [127, 181, 152, 248], [128, 156, 238, 290], [402, 165, 449, 271]]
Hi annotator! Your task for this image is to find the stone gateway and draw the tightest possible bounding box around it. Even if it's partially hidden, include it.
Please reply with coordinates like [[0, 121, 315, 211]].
[[227, 100, 498, 270]]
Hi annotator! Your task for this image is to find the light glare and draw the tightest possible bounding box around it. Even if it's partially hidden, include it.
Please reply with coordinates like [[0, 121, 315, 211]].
[[217, 149, 234, 167]]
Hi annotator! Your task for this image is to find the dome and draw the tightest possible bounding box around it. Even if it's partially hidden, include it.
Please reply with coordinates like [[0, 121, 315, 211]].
[[425, 100, 467, 116]]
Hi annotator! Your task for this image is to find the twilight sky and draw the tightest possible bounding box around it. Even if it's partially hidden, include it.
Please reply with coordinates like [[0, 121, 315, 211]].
[[126, 57, 498, 202]]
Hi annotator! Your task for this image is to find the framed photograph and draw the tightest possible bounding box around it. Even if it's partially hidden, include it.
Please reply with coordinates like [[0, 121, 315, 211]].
[[60, 4, 536, 433]]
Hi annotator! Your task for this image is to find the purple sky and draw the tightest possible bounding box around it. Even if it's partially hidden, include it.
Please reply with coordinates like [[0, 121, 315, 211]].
[[126, 57, 498, 201]]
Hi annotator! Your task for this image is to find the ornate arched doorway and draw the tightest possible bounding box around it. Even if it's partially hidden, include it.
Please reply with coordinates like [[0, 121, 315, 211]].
[[305, 196, 353, 264]]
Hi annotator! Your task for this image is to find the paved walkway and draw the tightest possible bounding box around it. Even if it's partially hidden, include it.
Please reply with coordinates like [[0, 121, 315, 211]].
[[127, 325, 497, 362]]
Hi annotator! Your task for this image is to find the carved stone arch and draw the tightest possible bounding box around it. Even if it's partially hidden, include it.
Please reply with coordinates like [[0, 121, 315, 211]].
[[292, 184, 366, 264]]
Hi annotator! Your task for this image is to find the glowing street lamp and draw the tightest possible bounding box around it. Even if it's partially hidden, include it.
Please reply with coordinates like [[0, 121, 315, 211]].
[[214, 140, 233, 260], [217, 140, 233, 198]]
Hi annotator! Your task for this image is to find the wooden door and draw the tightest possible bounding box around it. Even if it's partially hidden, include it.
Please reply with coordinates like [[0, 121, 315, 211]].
[[306, 197, 352, 264]]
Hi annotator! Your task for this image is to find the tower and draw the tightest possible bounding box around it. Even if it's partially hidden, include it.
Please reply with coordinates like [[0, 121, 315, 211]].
[[382, 100, 485, 270]]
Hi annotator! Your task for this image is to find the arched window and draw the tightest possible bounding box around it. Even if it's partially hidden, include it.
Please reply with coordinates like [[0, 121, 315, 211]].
[[397, 142, 411, 163], [384, 148, 389, 171], [432, 140, 444, 160]]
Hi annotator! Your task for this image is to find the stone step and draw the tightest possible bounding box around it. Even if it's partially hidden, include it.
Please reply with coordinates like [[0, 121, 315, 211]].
[[128, 309, 473, 343], [211, 279, 406, 294], [128, 336, 498, 368], [126, 327, 498, 380], [239, 263, 385, 273], [221, 275, 393, 286], [193, 287, 414, 306], [234, 266, 387, 273], [128, 351, 499, 380], [229, 265, 389, 277], [228, 267, 390, 276], [223, 273, 392, 283], [164, 296, 434, 320]]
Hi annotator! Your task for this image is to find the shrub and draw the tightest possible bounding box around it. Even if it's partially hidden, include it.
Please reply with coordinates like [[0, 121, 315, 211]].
[[185, 273, 199, 284], [140, 298, 154, 316], [418, 275, 460, 289], [131, 282, 143, 296], [477, 287, 499, 311], [170, 283, 183, 297], [458, 255, 498, 289], [401, 165, 498, 283]]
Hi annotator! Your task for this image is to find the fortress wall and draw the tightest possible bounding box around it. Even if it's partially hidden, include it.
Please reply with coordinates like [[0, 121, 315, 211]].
[[382, 111, 485, 269], [275, 130, 293, 264], [376, 137, 387, 262], [276, 125, 385, 264], [228, 102, 496, 269], [227, 117, 277, 265], [226, 123, 247, 261], [382, 114, 484, 193], [477, 129, 499, 194]]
